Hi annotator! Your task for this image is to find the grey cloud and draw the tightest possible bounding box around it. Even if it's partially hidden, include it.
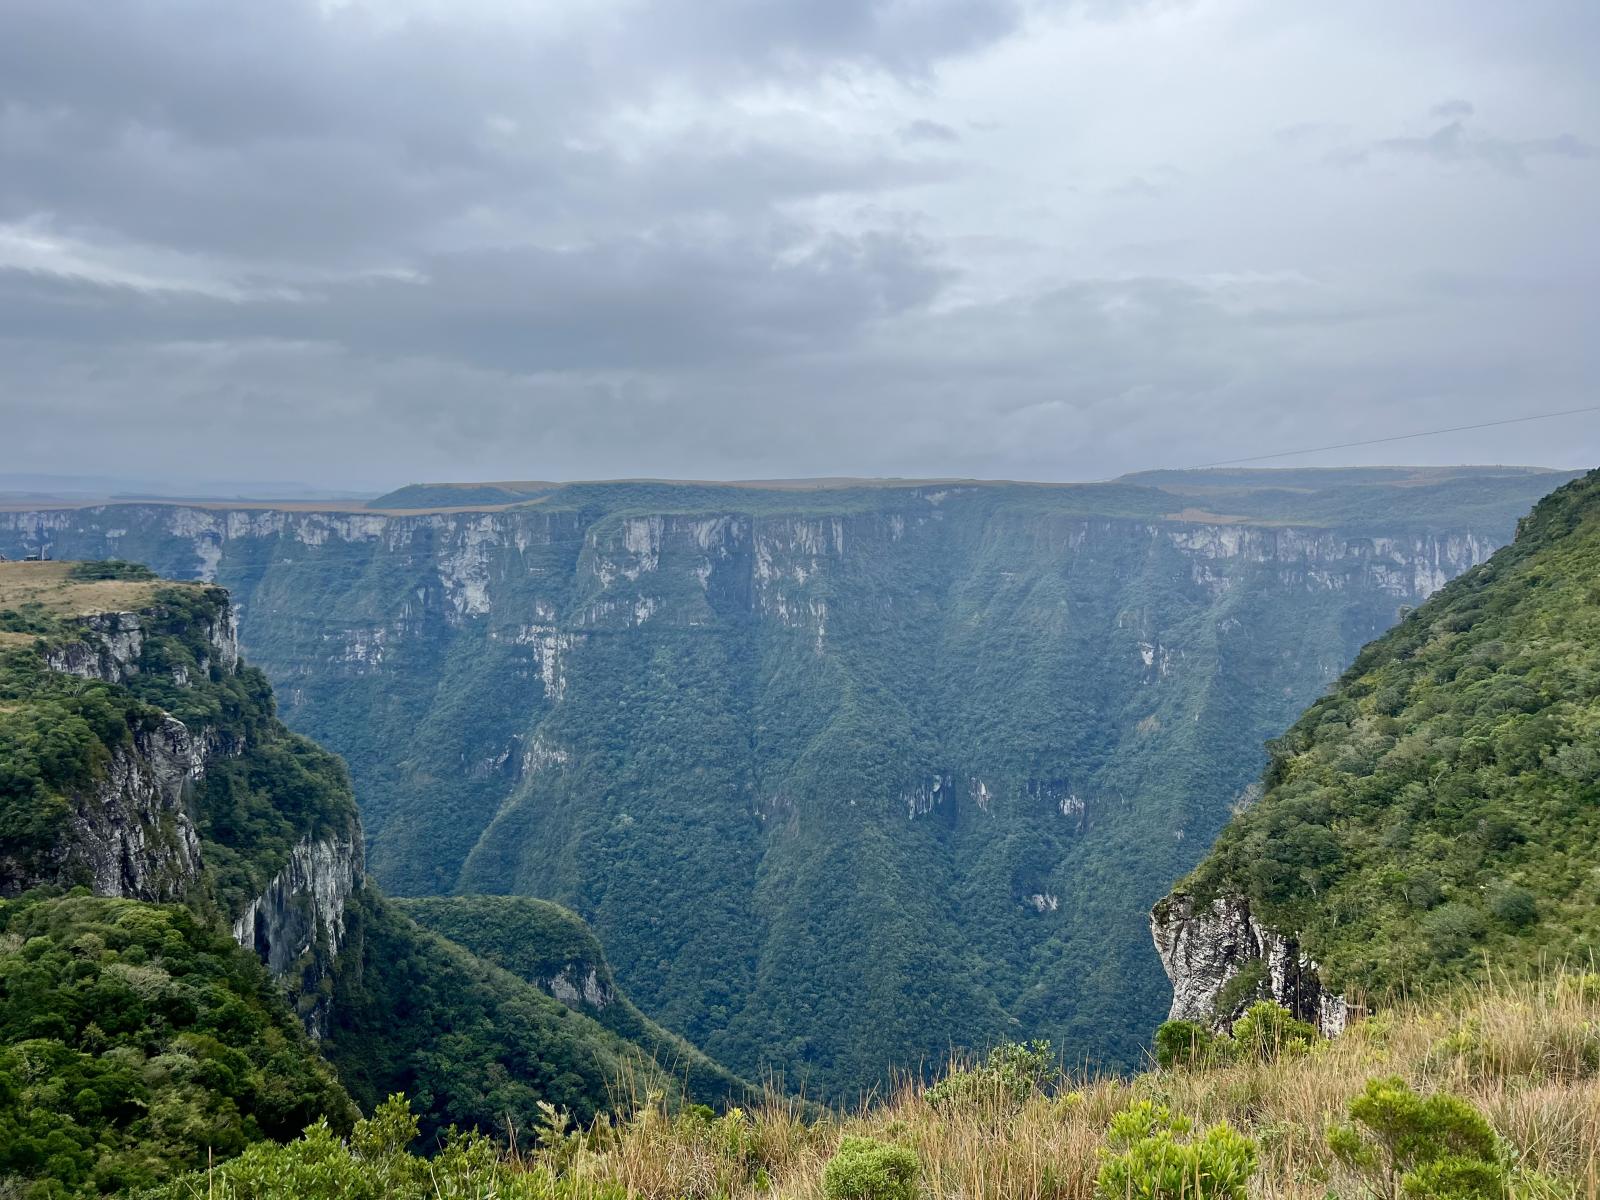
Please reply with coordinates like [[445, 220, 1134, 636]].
[[0, 0, 986, 267], [1327, 117, 1599, 176], [1375, 121, 1597, 175], [1431, 99, 1475, 119], [0, 225, 952, 371], [898, 119, 963, 144], [3, 0, 1599, 487]]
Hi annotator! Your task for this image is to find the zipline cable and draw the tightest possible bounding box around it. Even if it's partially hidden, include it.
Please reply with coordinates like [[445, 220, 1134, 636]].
[[1186, 403, 1600, 470]]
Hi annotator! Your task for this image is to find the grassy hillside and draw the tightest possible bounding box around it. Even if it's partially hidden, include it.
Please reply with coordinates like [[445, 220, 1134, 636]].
[[145, 973, 1600, 1200], [1184, 468, 1600, 998]]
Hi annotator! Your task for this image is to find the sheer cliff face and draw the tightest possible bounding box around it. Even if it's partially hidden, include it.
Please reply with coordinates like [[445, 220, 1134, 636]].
[[1, 594, 238, 901], [0, 575, 363, 1038], [0, 481, 1533, 1097]]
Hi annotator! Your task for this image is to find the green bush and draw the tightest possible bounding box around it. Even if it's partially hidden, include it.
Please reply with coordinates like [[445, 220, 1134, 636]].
[[1211, 959, 1268, 1021], [66, 560, 157, 582], [1096, 1102, 1257, 1200], [1486, 885, 1538, 929], [139, 1095, 629, 1200], [1230, 1001, 1317, 1062], [822, 1136, 920, 1200], [925, 1039, 1054, 1108], [1329, 1077, 1505, 1200], [1154, 1020, 1219, 1069]]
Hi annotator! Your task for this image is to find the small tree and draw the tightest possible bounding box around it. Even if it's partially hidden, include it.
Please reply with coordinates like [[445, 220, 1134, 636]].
[[926, 1039, 1055, 1108], [1230, 1001, 1317, 1062]]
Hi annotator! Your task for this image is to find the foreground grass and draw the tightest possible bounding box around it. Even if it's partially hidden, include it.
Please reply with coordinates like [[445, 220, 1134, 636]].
[[152, 974, 1599, 1200]]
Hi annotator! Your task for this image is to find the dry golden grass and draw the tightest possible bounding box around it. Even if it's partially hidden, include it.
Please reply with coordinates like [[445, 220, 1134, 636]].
[[542, 974, 1598, 1200], [0, 560, 203, 616]]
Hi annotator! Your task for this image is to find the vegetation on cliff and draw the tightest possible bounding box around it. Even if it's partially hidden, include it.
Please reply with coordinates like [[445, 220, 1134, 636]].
[[324, 888, 698, 1144], [1, 564, 747, 1194], [1185, 469, 1600, 998], [399, 895, 754, 1107]]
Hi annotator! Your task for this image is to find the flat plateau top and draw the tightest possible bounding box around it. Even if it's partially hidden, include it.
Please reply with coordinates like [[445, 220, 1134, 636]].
[[0, 561, 199, 618]]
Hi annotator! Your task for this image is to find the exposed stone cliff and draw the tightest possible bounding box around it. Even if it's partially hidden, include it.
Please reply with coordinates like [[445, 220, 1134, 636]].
[[1150, 891, 1353, 1037], [0, 473, 1563, 1094], [1, 569, 362, 1036], [1, 589, 236, 900], [233, 831, 364, 1036]]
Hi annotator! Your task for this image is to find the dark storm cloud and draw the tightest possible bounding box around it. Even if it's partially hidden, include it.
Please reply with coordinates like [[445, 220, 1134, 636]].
[[0, 226, 950, 370]]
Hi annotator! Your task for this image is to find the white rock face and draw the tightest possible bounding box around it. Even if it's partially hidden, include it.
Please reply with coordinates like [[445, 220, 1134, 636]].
[[44, 601, 240, 685], [6, 600, 241, 898], [231, 831, 364, 1037], [47, 612, 145, 682], [546, 965, 612, 1009], [15, 716, 208, 901], [1150, 892, 1352, 1037]]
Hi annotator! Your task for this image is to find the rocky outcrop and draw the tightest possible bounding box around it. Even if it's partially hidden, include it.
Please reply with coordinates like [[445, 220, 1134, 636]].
[[17, 580, 361, 1036], [231, 831, 364, 1038], [1150, 891, 1353, 1037], [545, 964, 613, 1010], [45, 602, 238, 685], [2, 716, 206, 901]]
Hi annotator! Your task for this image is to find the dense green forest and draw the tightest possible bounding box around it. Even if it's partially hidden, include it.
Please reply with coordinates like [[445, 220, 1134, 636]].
[[0, 893, 356, 1197], [324, 888, 714, 1142], [1, 467, 1572, 1100], [1183, 467, 1600, 996]]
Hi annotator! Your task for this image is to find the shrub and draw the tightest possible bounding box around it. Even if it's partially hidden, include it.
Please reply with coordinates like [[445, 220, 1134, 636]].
[[1230, 1001, 1317, 1062], [925, 1039, 1054, 1108], [822, 1136, 920, 1200], [1329, 1077, 1505, 1200], [1211, 960, 1268, 1020], [1096, 1102, 1257, 1200], [1155, 1020, 1219, 1069]]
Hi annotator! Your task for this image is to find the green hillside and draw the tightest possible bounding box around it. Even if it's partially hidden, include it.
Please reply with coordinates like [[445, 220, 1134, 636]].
[[400, 895, 753, 1106], [0, 893, 356, 1197], [322, 890, 692, 1141], [1183, 468, 1600, 997]]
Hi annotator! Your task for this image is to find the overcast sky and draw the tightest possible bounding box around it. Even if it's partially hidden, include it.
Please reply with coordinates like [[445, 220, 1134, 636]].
[[3, 0, 1598, 491]]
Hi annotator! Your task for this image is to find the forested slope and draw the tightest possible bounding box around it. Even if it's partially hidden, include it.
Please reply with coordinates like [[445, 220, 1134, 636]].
[[1174, 467, 1600, 1004], [0, 562, 742, 1196]]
